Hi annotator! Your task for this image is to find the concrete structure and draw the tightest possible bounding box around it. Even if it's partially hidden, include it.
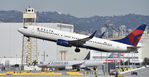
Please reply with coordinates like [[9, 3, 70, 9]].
[[112, 30, 119, 37], [119, 25, 126, 37], [141, 38, 149, 59], [22, 7, 37, 65], [0, 57, 21, 65]]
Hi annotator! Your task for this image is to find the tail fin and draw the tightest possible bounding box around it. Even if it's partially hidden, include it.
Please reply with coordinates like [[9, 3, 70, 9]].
[[99, 32, 105, 38], [113, 24, 147, 46], [108, 53, 114, 58], [84, 51, 90, 60]]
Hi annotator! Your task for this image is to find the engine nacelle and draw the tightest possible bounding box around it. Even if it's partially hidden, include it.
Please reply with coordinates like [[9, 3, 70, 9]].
[[65, 65, 81, 70], [79, 65, 86, 68], [57, 39, 71, 47], [65, 66, 73, 70]]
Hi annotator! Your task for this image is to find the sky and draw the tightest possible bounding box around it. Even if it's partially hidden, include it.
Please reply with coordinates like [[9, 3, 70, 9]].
[[0, 0, 149, 17]]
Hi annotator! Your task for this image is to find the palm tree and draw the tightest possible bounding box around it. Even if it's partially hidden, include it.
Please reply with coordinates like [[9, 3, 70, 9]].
[[32, 60, 38, 66]]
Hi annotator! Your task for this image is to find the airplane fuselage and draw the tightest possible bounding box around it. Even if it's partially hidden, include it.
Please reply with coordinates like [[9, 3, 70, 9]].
[[18, 26, 131, 52], [38, 60, 104, 69]]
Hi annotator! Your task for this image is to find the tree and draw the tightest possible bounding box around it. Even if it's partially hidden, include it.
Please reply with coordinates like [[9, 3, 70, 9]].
[[32, 60, 38, 66]]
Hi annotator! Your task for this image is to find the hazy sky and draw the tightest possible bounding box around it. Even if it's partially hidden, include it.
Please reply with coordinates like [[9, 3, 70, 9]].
[[0, 0, 149, 17]]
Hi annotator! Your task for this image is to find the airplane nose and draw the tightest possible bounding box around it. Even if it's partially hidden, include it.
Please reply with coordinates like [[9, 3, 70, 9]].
[[18, 28, 24, 33]]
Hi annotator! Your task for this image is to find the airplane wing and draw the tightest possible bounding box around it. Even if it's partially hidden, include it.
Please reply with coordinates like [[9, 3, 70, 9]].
[[69, 31, 97, 47], [71, 61, 85, 67]]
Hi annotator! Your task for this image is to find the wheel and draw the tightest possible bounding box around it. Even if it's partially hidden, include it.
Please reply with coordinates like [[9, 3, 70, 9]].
[[75, 48, 80, 52], [93, 67, 97, 70]]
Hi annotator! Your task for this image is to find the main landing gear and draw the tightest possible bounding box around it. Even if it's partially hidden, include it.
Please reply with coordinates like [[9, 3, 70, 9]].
[[75, 47, 80, 52]]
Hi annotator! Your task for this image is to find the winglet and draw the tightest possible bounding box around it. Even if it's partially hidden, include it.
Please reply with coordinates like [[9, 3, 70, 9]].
[[99, 32, 105, 38], [89, 30, 97, 38]]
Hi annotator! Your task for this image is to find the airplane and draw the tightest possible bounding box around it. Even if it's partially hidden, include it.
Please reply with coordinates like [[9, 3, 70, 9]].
[[18, 24, 147, 53], [37, 52, 122, 71], [38, 60, 102, 71]]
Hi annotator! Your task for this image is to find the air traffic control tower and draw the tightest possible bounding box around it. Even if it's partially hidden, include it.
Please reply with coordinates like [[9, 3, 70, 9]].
[[21, 7, 37, 66]]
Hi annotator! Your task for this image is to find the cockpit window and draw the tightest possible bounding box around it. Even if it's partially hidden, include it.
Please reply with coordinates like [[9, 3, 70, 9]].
[[23, 26, 28, 29]]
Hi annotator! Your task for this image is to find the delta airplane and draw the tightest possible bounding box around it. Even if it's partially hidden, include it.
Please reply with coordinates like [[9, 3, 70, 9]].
[[18, 24, 147, 52]]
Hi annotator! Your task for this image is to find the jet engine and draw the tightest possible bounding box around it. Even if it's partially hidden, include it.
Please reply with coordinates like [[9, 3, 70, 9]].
[[65, 65, 80, 71], [65, 66, 73, 70], [57, 39, 71, 47]]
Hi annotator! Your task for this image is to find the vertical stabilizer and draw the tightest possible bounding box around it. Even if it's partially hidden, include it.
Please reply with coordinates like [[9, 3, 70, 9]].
[[113, 24, 147, 46]]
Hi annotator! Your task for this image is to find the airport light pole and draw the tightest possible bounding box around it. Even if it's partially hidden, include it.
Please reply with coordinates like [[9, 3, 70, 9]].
[[106, 52, 108, 74], [60, 50, 67, 60], [43, 51, 46, 62], [123, 52, 125, 71], [16, 54, 17, 64], [119, 57, 120, 71], [133, 52, 135, 68]]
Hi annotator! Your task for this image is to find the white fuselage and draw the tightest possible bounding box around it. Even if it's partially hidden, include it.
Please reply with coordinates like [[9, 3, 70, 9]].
[[38, 60, 104, 68], [18, 26, 131, 52]]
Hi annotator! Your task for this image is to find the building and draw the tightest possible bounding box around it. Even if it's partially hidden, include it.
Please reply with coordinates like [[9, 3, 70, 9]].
[[0, 57, 21, 65], [119, 25, 126, 37]]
